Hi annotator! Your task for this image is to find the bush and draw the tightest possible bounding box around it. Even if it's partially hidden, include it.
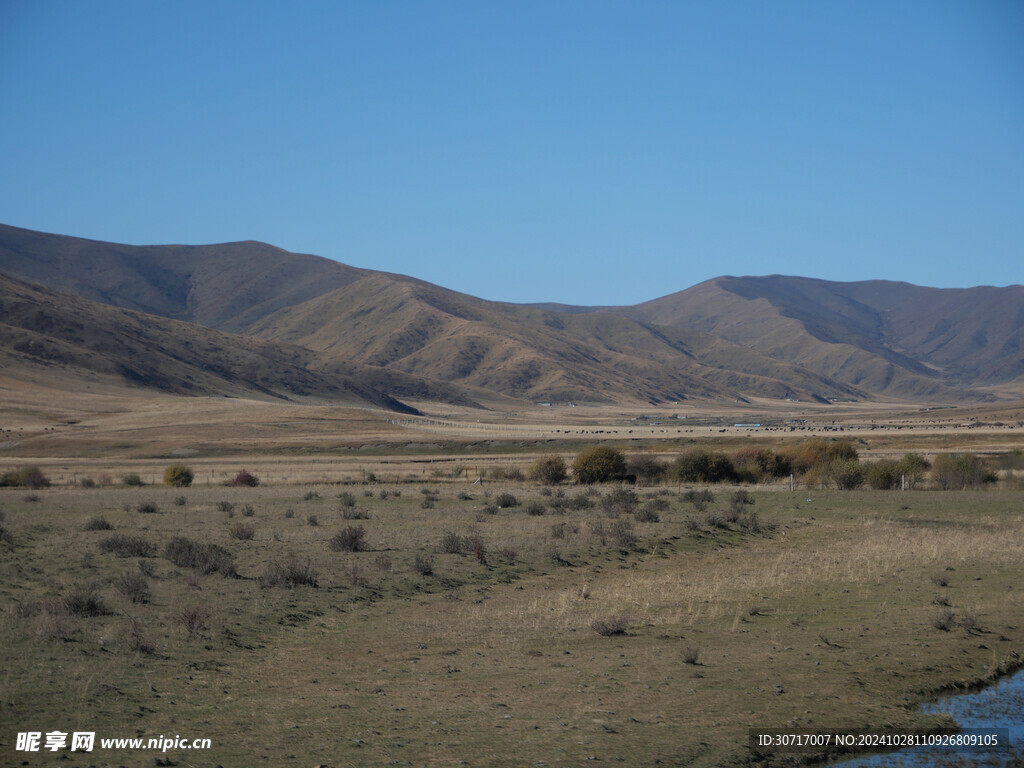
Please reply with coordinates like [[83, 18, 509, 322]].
[[84, 516, 113, 531], [98, 534, 156, 558], [529, 455, 568, 485], [121, 473, 144, 487], [626, 453, 666, 483], [440, 530, 468, 554], [229, 469, 260, 487], [828, 459, 865, 490], [228, 523, 255, 540], [865, 459, 902, 490], [414, 553, 434, 575], [163, 463, 194, 487], [173, 495, 187, 506], [932, 453, 996, 490], [673, 450, 737, 484], [494, 492, 519, 508], [525, 501, 546, 516], [634, 503, 660, 523], [0, 466, 50, 489], [782, 438, 858, 476], [591, 615, 630, 636], [134, 501, 159, 514], [163, 537, 237, 577], [338, 491, 356, 507], [609, 518, 637, 550], [258, 559, 319, 588], [573, 446, 627, 484], [731, 448, 791, 482], [330, 525, 367, 552], [601, 488, 638, 516], [61, 582, 109, 617], [899, 453, 931, 489], [113, 571, 151, 603]]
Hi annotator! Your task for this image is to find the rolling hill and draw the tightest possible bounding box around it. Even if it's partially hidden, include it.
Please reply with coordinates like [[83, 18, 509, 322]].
[[1, 223, 1020, 406]]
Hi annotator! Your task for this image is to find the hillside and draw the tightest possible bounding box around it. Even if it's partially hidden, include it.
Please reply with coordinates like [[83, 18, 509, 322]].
[[0, 272, 432, 412], [1, 224, 1020, 405], [619, 276, 1024, 401]]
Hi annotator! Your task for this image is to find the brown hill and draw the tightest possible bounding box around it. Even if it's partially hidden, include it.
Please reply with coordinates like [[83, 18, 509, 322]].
[[2, 224, 1019, 405], [620, 276, 1024, 401], [0, 272, 438, 413]]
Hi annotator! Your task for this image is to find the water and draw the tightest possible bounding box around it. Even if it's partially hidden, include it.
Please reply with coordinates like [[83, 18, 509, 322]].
[[833, 668, 1024, 767]]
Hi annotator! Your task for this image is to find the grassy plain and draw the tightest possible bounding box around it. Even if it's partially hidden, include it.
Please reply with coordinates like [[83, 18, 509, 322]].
[[2, 389, 1024, 766], [1, 480, 1022, 767]]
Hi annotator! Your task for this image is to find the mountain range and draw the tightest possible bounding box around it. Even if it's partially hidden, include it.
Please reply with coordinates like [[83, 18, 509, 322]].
[[1, 223, 1022, 410]]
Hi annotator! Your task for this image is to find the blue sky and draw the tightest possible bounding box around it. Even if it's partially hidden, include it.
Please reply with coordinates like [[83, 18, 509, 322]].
[[1, 1, 1021, 305]]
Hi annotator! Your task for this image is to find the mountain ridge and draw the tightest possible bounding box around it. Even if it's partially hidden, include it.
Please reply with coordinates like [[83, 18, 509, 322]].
[[1, 223, 1020, 406]]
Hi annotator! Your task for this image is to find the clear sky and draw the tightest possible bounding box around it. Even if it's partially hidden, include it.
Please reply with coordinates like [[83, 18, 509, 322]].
[[1, 1, 1021, 305]]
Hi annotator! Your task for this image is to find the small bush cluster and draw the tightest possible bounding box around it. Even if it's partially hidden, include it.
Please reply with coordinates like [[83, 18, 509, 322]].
[[229, 469, 260, 487], [61, 582, 108, 617], [113, 571, 151, 603], [258, 559, 319, 588], [330, 525, 367, 552], [0, 466, 50, 489], [573, 446, 627, 484], [98, 534, 157, 558], [529, 455, 567, 485], [494, 492, 519, 508], [163, 537, 237, 577], [591, 615, 630, 636], [163, 463, 193, 487], [228, 523, 255, 540], [121, 473, 144, 487], [84, 516, 113, 531]]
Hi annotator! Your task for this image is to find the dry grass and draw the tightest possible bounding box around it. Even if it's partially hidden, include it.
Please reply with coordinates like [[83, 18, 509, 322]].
[[0, 477, 1022, 767]]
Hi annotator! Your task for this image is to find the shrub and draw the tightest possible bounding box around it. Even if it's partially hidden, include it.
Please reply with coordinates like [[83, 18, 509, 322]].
[[179, 606, 210, 637], [932, 453, 996, 490], [60, 582, 108, 617], [783, 438, 859, 475], [440, 530, 468, 554], [525, 501, 546, 516], [634, 503, 660, 523], [173, 495, 187, 506], [550, 521, 579, 539], [113, 571, 151, 603], [342, 507, 371, 520], [683, 646, 701, 665], [306, 514, 319, 526], [738, 511, 764, 533], [827, 459, 865, 490], [163, 463, 194, 487], [573, 446, 627, 484], [163, 537, 237, 577], [731, 448, 791, 482], [494, 492, 519, 508], [566, 493, 594, 510], [134, 501, 159, 514], [591, 615, 630, 636], [228, 523, 255, 540], [121, 473, 144, 487], [98, 534, 156, 558], [730, 489, 755, 506], [673, 450, 737, 484], [413, 553, 434, 575], [241, 504, 255, 517], [865, 460, 902, 490], [338, 491, 356, 507], [0, 466, 50, 489], [529, 455, 568, 485], [258, 559, 319, 588], [79, 477, 96, 489], [489, 466, 524, 481], [933, 608, 956, 631], [601, 488, 638, 516], [330, 525, 367, 552], [229, 469, 260, 487], [626, 453, 666, 483], [898, 453, 931, 489], [420, 496, 435, 509], [609, 518, 637, 550], [84, 516, 113, 531], [216, 501, 234, 513]]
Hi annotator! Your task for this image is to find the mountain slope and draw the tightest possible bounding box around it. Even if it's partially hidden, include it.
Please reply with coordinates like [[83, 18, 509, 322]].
[[0, 272, 429, 412], [2, 224, 1019, 405], [621, 276, 1024, 401]]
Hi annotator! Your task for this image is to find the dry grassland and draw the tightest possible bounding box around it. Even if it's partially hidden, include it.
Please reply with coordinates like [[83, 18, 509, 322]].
[[1, 482, 1021, 767]]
